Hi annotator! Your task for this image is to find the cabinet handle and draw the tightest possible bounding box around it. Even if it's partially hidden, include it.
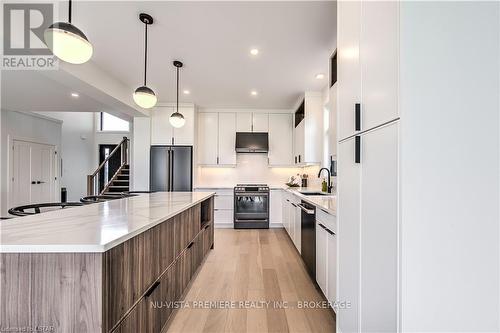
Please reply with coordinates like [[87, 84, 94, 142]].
[[204, 224, 210, 230], [355, 136, 361, 164], [217, 157, 219, 164], [144, 281, 160, 297], [294, 156, 297, 164], [355, 103, 361, 131], [298, 155, 301, 163], [171, 137, 174, 145], [187, 241, 194, 249]]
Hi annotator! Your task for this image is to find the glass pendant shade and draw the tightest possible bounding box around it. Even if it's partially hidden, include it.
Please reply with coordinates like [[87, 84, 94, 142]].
[[44, 22, 93, 64], [169, 112, 186, 128], [133, 86, 157, 109]]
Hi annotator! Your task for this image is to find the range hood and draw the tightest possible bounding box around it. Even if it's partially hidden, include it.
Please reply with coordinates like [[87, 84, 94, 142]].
[[235, 132, 269, 153]]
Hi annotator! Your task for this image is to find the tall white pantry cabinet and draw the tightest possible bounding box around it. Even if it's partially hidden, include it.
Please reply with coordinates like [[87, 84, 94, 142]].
[[336, 1, 499, 332]]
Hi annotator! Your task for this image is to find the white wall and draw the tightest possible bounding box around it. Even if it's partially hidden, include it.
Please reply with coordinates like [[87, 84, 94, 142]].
[[37, 112, 95, 201], [0, 110, 62, 215], [131, 117, 151, 191], [196, 154, 301, 187], [400, 2, 499, 331]]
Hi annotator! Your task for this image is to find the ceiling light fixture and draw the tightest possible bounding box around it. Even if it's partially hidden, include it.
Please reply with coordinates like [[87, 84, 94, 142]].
[[250, 48, 259, 56], [169, 61, 186, 128], [44, 0, 93, 64], [133, 13, 157, 109], [71, 92, 79, 98], [315, 73, 325, 79], [183, 90, 190, 95], [251, 90, 258, 96]]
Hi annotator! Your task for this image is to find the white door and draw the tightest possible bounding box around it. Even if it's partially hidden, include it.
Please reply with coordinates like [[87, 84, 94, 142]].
[[337, 0, 362, 140], [327, 231, 337, 306], [360, 121, 398, 332], [337, 137, 361, 333], [316, 224, 328, 295], [268, 113, 294, 165], [294, 120, 305, 164], [236, 112, 252, 132], [12, 140, 56, 207], [360, 1, 399, 131], [252, 113, 269, 132], [197, 113, 218, 165], [218, 113, 236, 165]]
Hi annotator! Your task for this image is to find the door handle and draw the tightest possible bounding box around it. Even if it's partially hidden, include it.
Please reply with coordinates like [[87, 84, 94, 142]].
[[36, 181, 45, 184], [355, 136, 361, 164], [355, 103, 361, 131], [31, 181, 36, 185]]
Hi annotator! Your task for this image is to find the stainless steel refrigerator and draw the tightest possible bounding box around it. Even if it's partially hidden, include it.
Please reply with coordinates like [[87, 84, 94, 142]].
[[150, 146, 193, 192]]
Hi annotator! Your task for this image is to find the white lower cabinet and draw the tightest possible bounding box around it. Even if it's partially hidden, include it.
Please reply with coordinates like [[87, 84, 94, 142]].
[[270, 189, 282, 225], [327, 231, 337, 305], [316, 222, 328, 295], [196, 188, 234, 227]]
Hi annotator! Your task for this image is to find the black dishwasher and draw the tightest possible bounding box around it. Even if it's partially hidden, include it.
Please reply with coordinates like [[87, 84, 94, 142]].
[[300, 200, 316, 279]]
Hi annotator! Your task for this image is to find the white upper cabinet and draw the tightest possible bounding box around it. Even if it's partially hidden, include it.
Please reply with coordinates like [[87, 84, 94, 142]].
[[293, 92, 323, 165], [268, 113, 293, 165], [217, 113, 237, 165], [197, 112, 218, 165], [360, 1, 399, 131], [252, 113, 269, 132], [236, 112, 269, 132], [151, 105, 195, 145], [337, 0, 361, 141], [236, 112, 252, 132], [337, 0, 399, 140]]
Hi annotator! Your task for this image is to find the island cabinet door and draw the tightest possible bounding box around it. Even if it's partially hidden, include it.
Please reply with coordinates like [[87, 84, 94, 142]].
[[176, 243, 194, 297], [174, 206, 201, 256], [202, 222, 213, 255], [146, 266, 177, 333]]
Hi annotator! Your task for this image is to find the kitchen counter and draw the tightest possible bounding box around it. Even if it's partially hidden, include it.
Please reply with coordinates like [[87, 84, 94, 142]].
[[0, 191, 215, 253], [284, 187, 337, 216]]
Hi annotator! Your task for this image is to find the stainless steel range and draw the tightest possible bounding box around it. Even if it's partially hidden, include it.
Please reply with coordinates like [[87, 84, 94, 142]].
[[234, 184, 269, 229]]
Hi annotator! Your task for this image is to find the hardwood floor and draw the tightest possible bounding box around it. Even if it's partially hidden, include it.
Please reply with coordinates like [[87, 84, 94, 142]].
[[165, 229, 336, 333]]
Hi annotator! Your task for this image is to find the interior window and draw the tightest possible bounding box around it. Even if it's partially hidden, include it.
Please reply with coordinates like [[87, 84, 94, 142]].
[[100, 112, 130, 132]]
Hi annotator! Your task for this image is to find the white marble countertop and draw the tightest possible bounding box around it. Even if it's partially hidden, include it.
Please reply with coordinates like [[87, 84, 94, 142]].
[[284, 187, 337, 216], [0, 192, 215, 253]]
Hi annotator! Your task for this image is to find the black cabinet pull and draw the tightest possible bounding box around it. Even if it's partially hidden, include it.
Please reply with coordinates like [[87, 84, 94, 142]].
[[355, 136, 361, 164], [355, 103, 361, 131], [294, 156, 297, 164], [31, 181, 36, 185], [298, 155, 301, 163], [187, 241, 194, 249], [145, 281, 160, 297], [318, 223, 326, 230], [204, 224, 210, 230]]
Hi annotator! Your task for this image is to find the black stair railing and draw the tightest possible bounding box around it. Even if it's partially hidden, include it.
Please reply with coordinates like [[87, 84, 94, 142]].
[[87, 137, 129, 196]]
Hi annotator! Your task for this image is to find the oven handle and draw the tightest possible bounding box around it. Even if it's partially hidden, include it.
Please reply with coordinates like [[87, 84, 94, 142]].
[[298, 203, 315, 215], [235, 192, 269, 196], [235, 219, 269, 223]]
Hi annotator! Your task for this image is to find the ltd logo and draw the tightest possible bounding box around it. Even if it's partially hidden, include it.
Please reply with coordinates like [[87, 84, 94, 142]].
[[2, 2, 57, 69], [3, 3, 53, 55]]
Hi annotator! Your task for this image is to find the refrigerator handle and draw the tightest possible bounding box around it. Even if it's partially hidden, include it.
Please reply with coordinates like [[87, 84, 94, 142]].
[[170, 149, 174, 191]]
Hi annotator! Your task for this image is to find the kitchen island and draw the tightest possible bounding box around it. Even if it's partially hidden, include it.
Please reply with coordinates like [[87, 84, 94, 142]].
[[0, 192, 215, 333]]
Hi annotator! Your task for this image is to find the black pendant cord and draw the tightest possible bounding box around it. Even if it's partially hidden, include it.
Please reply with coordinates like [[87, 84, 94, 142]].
[[144, 23, 148, 86], [176, 66, 179, 113], [68, 0, 72, 23]]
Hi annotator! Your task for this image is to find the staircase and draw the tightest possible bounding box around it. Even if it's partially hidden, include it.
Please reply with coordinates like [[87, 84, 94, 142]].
[[102, 165, 130, 195], [87, 137, 130, 196]]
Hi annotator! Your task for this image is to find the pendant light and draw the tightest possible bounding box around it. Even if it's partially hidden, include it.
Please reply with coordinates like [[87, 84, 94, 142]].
[[133, 13, 157, 109], [169, 61, 186, 128], [44, 0, 93, 64]]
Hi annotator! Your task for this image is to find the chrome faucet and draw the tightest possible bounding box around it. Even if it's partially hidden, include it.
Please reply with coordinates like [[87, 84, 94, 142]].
[[317, 167, 332, 193]]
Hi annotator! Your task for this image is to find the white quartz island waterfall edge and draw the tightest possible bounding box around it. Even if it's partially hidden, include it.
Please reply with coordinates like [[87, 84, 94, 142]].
[[0, 192, 215, 253]]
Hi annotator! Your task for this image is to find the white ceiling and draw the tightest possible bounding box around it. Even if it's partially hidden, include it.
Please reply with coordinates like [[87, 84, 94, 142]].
[[2, 1, 336, 113], [70, 1, 337, 109]]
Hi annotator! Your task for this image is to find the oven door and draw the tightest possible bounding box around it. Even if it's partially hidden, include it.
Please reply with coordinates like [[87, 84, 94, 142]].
[[234, 192, 269, 221]]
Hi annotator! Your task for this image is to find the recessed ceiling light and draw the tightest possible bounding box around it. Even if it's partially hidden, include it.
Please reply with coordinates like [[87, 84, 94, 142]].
[[250, 90, 258, 96], [183, 90, 190, 95], [250, 48, 259, 56], [315, 73, 325, 79], [71, 92, 79, 98]]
